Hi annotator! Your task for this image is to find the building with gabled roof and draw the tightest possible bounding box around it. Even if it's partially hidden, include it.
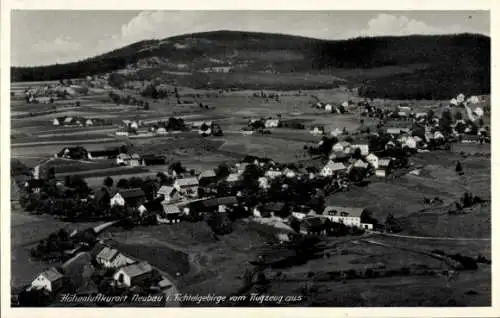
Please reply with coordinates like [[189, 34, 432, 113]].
[[113, 261, 154, 288], [95, 246, 133, 269], [30, 267, 65, 293], [110, 188, 145, 207], [323, 206, 372, 229], [320, 161, 347, 177]]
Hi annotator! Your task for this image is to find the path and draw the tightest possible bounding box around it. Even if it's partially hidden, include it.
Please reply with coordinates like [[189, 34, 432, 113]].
[[372, 231, 490, 241]]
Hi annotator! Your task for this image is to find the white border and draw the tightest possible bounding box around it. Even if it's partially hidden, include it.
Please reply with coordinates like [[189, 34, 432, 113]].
[[1, 1, 498, 317]]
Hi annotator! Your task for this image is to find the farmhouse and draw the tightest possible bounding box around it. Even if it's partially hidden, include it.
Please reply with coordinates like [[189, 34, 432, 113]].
[[365, 153, 379, 168], [323, 206, 373, 230], [113, 261, 154, 288], [175, 177, 199, 197], [96, 246, 133, 269], [264, 119, 280, 128], [265, 169, 283, 179], [226, 173, 240, 184], [157, 186, 182, 204], [110, 188, 145, 207], [375, 158, 393, 177], [30, 267, 65, 293], [351, 144, 369, 156], [116, 153, 131, 165], [320, 161, 347, 177], [89, 149, 120, 160], [461, 135, 481, 144], [310, 126, 325, 135], [159, 204, 182, 223], [300, 216, 327, 236], [353, 159, 369, 169]]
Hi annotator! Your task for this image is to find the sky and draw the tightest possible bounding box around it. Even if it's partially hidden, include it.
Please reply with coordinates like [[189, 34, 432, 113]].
[[11, 10, 490, 67]]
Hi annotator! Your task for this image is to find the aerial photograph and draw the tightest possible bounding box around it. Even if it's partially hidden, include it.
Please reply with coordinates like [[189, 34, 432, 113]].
[[9, 10, 491, 307]]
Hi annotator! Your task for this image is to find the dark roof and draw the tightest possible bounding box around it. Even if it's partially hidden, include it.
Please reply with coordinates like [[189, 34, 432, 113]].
[[301, 216, 326, 230], [117, 188, 145, 199], [90, 149, 120, 157], [200, 196, 238, 208], [263, 202, 286, 212]]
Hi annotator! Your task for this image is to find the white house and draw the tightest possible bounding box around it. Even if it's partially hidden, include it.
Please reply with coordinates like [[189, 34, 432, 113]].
[[353, 159, 369, 169], [115, 130, 129, 136], [113, 262, 154, 288], [226, 173, 240, 183], [325, 104, 333, 112], [130, 121, 139, 129], [116, 153, 131, 165], [156, 127, 167, 135], [258, 177, 270, 190], [310, 126, 325, 135], [85, 119, 94, 126], [30, 267, 65, 293], [365, 153, 379, 169], [52, 118, 60, 126], [110, 188, 145, 207], [96, 247, 134, 269], [320, 161, 347, 177], [351, 144, 369, 156], [332, 142, 345, 152], [264, 119, 280, 128], [157, 186, 181, 204], [174, 177, 199, 197], [265, 170, 283, 179], [323, 206, 372, 229]]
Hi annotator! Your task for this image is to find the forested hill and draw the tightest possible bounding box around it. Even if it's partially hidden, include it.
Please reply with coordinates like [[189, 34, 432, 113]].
[[11, 31, 490, 99]]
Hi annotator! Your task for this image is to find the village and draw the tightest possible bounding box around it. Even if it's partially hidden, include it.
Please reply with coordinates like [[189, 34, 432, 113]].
[[11, 74, 491, 306]]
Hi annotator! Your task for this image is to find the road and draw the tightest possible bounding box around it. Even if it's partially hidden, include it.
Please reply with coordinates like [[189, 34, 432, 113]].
[[372, 231, 490, 241]]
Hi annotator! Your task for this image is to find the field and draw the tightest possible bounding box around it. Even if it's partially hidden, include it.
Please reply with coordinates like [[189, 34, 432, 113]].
[[10, 77, 491, 307]]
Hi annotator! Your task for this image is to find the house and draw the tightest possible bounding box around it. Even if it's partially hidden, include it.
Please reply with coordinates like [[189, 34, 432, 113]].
[[320, 161, 347, 177], [310, 126, 325, 135], [258, 177, 270, 189], [375, 158, 393, 177], [365, 153, 379, 169], [85, 119, 93, 126], [350, 144, 369, 156], [116, 153, 131, 165], [265, 169, 283, 179], [387, 128, 403, 136], [300, 216, 327, 236], [115, 130, 129, 136], [157, 186, 182, 204], [113, 261, 154, 288], [157, 127, 168, 135], [264, 119, 280, 128], [30, 267, 65, 293], [461, 135, 480, 144], [226, 173, 240, 183], [332, 141, 350, 152], [53, 118, 61, 126], [329, 151, 351, 163], [175, 177, 199, 197], [353, 159, 369, 169], [64, 117, 74, 125], [198, 170, 217, 186], [89, 149, 120, 159], [110, 188, 145, 207], [199, 196, 239, 213], [323, 206, 372, 229], [96, 247, 133, 269], [415, 112, 427, 119], [159, 204, 182, 223]]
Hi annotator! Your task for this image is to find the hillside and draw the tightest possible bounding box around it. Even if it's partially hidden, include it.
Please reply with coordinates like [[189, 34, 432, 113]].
[[11, 31, 490, 99]]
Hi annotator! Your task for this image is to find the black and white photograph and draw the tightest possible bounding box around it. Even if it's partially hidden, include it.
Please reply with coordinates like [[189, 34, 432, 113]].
[[4, 5, 495, 313]]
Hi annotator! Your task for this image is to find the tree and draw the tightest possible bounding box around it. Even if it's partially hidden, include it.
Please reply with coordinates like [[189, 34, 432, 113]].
[[385, 213, 402, 233], [455, 161, 464, 175], [117, 179, 129, 189], [439, 109, 453, 135], [104, 177, 114, 188], [215, 163, 230, 179], [454, 111, 463, 121]]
